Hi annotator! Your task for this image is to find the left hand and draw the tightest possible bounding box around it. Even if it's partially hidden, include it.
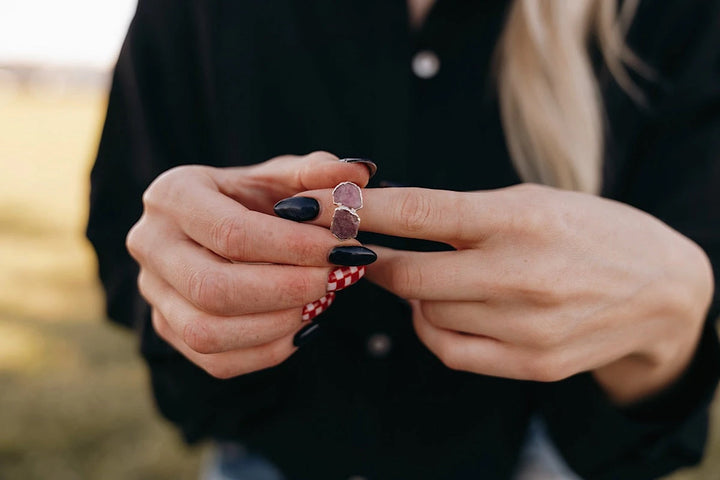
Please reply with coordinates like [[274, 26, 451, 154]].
[[298, 183, 714, 404]]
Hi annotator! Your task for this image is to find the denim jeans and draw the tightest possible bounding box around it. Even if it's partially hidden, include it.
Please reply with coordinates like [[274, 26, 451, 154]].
[[201, 418, 581, 480], [201, 444, 286, 480]]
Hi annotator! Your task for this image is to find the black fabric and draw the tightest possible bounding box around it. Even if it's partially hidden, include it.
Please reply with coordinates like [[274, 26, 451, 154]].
[[86, 1, 720, 479]]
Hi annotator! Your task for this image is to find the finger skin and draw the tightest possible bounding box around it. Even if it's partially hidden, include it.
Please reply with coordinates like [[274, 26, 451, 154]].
[[363, 245, 496, 301], [181, 205, 358, 267], [138, 269, 305, 353], [215, 151, 373, 212], [417, 300, 518, 342], [411, 301, 541, 380], [129, 152, 373, 378], [143, 167, 361, 267], [296, 186, 505, 245], [412, 300, 629, 383], [152, 309, 299, 379], [131, 231, 332, 316]]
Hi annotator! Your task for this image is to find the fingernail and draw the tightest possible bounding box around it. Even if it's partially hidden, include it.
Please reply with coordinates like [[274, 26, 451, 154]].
[[273, 197, 319, 222], [293, 322, 322, 347], [301, 292, 336, 322], [327, 266, 365, 292], [328, 246, 377, 266], [339, 158, 377, 178]]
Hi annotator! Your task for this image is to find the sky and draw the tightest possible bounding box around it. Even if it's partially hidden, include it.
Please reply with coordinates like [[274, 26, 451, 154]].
[[0, 0, 137, 69]]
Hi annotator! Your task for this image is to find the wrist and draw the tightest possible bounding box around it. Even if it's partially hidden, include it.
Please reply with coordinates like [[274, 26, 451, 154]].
[[592, 331, 700, 406], [594, 238, 713, 405]]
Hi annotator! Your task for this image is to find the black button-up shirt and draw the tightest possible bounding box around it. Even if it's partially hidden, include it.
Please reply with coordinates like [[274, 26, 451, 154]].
[[88, 1, 720, 478]]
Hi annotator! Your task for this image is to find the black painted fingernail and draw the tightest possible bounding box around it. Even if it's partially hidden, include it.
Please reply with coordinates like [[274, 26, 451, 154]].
[[293, 322, 322, 347], [274, 197, 320, 222], [339, 158, 377, 178], [328, 246, 377, 266]]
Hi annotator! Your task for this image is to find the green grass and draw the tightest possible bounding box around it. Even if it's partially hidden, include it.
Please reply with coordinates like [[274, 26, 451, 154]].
[[0, 84, 717, 479]]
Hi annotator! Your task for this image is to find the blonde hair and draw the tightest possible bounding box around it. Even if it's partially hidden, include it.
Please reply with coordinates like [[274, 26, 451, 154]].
[[496, 0, 646, 193]]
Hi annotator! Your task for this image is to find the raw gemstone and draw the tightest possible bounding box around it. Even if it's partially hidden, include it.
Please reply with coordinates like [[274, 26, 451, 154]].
[[332, 182, 363, 209], [331, 207, 360, 240]]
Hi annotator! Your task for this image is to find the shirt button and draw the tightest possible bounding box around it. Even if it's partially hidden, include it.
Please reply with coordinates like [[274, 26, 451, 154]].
[[367, 333, 392, 358], [412, 50, 440, 79]]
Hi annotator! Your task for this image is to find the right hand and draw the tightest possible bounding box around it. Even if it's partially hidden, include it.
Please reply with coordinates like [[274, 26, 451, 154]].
[[126, 152, 372, 378]]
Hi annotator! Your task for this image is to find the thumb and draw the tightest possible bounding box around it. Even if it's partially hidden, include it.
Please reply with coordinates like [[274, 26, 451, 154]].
[[209, 151, 375, 213], [289, 152, 376, 191], [222, 151, 375, 198]]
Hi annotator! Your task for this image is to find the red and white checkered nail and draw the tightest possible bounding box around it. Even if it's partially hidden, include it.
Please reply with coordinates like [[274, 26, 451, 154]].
[[326, 266, 365, 293], [301, 292, 336, 322]]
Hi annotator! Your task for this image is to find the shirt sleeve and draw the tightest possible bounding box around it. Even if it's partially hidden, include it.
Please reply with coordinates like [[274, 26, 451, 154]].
[[86, 0, 292, 443], [87, 0, 209, 330], [539, 1, 720, 478]]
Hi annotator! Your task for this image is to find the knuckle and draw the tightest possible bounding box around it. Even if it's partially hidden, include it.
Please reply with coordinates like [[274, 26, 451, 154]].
[[397, 190, 434, 234], [306, 150, 338, 164], [145, 165, 208, 209], [150, 310, 170, 339], [505, 186, 569, 238], [125, 221, 146, 259], [210, 215, 247, 259], [188, 268, 231, 313], [142, 168, 179, 209], [513, 183, 548, 195], [182, 320, 220, 354], [141, 183, 160, 210], [507, 203, 548, 234], [297, 151, 339, 187], [141, 185, 159, 211], [136, 270, 150, 299]]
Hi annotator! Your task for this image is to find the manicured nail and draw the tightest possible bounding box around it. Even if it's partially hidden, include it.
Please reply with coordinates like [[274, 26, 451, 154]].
[[273, 197, 319, 222], [301, 292, 336, 322], [327, 266, 365, 292], [293, 322, 322, 347], [328, 246, 377, 266], [339, 158, 377, 178]]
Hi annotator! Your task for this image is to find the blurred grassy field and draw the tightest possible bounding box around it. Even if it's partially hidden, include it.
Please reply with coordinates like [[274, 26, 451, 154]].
[[0, 82, 717, 480], [0, 84, 204, 480]]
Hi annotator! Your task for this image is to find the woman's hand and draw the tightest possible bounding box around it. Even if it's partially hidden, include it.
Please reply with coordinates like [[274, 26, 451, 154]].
[[295, 183, 714, 404], [126, 152, 373, 379]]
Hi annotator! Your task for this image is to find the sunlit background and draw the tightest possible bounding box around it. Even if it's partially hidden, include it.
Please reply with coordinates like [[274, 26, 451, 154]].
[[0, 1, 204, 478], [0, 1, 717, 479]]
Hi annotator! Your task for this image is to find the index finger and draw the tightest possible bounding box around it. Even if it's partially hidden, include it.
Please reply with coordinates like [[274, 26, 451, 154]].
[[152, 171, 358, 266], [298, 187, 502, 244]]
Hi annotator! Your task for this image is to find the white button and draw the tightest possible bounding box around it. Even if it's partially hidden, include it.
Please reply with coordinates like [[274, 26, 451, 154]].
[[367, 333, 392, 358], [412, 50, 440, 79]]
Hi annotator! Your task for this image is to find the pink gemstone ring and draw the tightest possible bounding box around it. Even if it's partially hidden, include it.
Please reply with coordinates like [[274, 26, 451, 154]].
[[331, 182, 363, 240]]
